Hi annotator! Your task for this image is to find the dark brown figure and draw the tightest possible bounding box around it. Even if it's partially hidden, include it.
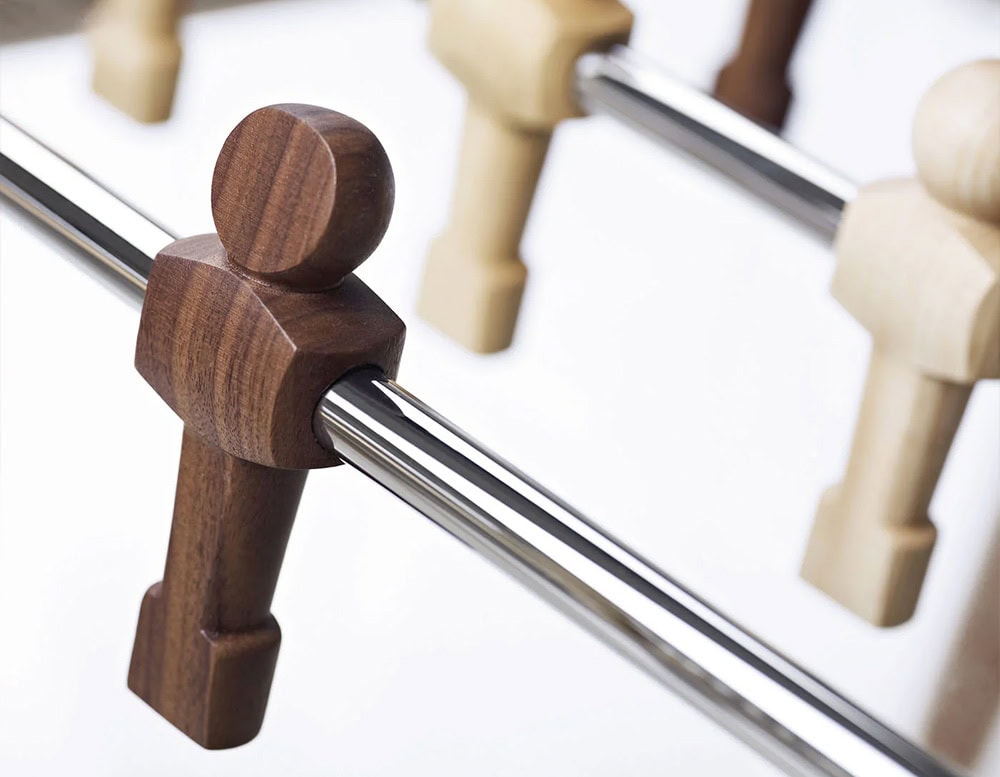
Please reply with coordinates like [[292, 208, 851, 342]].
[[127, 104, 405, 749], [713, 0, 815, 130]]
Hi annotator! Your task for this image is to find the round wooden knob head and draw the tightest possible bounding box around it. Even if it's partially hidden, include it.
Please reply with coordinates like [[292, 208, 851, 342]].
[[912, 60, 1000, 224], [211, 104, 395, 290]]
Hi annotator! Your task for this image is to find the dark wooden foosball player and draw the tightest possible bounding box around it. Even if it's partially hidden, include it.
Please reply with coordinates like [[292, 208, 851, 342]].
[[126, 104, 405, 748]]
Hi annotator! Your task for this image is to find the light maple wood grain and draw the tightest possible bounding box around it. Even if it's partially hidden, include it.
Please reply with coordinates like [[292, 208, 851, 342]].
[[89, 0, 184, 122], [418, 0, 633, 353], [801, 60, 1000, 626]]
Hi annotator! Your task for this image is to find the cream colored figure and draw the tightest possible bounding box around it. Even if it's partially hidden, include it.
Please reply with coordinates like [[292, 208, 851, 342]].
[[418, 0, 633, 352], [802, 60, 1000, 627], [89, 0, 183, 123]]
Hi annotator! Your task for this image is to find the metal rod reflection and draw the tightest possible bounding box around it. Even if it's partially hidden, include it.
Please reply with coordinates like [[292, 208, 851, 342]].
[[576, 46, 856, 240]]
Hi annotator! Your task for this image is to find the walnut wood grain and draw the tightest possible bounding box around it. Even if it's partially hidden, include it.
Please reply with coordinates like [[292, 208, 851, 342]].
[[713, 0, 814, 130], [135, 233, 404, 469], [211, 104, 394, 290], [417, 0, 633, 353], [129, 104, 404, 748], [128, 428, 305, 748]]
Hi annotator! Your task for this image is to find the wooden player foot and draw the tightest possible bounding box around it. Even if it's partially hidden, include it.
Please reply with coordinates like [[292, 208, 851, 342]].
[[418, 99, 546, 351], [89, 0, 184, 123], [713, 0, 814, 130], [420, 229, 529, 353], [127, 428, 301, 748], [801, 60, 1000, 626], [417, 0, 632, 353], [803, 487, 938, 627], [801, 349, 970, 626], [128, 104, 405, 748]]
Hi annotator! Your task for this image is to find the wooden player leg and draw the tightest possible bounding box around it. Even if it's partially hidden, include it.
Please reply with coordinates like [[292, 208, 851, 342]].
[[416, 0, 632, 353], [89, 0, 183, 123], [800, 60, 999, 626], [419, 101, 550, 353], [129, 429, 305, 748], [713, 0, 814, 130], [801, 351, 972, 626]]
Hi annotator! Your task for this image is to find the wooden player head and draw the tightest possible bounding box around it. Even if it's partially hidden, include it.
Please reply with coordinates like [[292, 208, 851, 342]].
[[912, 59, 1000, 224], [211, 103, 395, 290]]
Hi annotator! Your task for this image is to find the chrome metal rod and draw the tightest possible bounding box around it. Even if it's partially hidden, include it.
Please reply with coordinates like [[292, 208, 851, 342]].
[[0, 118, 957, 777], [576, 46, 857, 240], [315, 371, 955, 777], [0, 116, 170, 297]]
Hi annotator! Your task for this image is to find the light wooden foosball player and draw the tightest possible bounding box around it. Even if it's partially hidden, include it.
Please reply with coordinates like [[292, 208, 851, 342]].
[[417, 0, 633, 353], [89, 0, 184, 122], [801, 60, 1000, 627], [126, 103, 404, 747]]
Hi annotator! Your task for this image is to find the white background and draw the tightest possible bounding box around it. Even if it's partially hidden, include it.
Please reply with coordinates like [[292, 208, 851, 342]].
[[1, 0, 999, 775]]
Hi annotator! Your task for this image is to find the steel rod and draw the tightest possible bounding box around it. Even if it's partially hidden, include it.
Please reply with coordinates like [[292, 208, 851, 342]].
[[0, 116, 166, 297], [314, 370, 954, 777], [0, 119, 957, 777], [576, 46, 857, 240]]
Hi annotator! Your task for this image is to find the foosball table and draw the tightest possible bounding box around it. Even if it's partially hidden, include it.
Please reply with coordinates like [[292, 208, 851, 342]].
[[1, 1, 998, 775]]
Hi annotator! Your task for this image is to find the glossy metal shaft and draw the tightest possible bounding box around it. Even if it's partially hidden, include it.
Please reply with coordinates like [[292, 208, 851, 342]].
[[0, 119, 956, 777], [0, 116, 166, 297], [315, 370, 954, 777], [576, 46, 856, 240]]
